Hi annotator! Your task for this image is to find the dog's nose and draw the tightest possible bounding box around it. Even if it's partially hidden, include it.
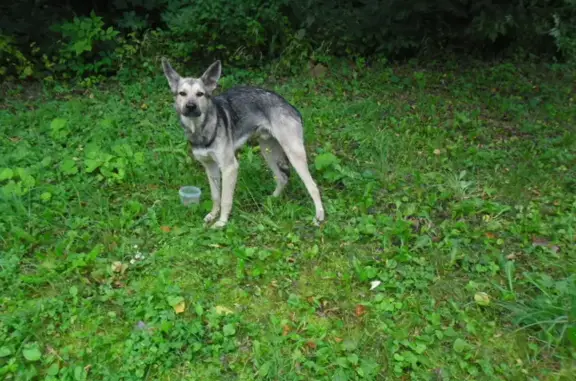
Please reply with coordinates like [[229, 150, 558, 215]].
[[186, 103, 197, 111]]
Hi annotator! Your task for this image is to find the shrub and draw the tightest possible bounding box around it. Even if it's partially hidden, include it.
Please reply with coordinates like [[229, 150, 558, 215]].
[[159, 0, 289, 65], [0, 33, 35, 79], [1, 0, 576, 83]]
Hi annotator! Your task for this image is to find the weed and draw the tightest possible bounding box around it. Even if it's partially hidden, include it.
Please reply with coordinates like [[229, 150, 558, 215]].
[[0, 59, 575, 380]]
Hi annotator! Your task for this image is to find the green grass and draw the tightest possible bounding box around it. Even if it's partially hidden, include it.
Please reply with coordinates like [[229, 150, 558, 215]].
[[1, 59, 575, 380]]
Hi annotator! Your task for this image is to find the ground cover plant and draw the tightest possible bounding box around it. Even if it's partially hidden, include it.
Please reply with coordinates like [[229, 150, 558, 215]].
[[0, 58, 575, 380]]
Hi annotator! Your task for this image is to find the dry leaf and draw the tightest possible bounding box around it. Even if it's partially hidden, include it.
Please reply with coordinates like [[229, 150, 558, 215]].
[[282, 325, 291, 336], [334, 337, 343, 343], [215, 305, 234, 315], [174, 301, 186, 314], [355, 304, 367, 317], [531, 236, 549, 246], [310, 63, 327, 78], [306, 341, 317, 349], [111, 261, 128, 274], [485, 232, 496, 239], [474, 292, 491, 306], [160, 226, 171, 233]]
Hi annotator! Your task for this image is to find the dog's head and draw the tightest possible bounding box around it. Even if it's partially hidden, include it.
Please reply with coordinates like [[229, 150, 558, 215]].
[[161, 58, 222, 118]]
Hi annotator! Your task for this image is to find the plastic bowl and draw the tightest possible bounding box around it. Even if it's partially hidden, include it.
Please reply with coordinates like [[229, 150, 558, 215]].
[[179, 186, 201, 206]]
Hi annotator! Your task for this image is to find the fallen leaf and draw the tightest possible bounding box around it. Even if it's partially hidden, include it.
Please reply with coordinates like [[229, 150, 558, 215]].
[[174, 301, 186, 314], [310, 63, 327, 78], [485, 232, 496, 239], [282, 325, 291, 336], [531, 236, 549, 246], [160, 226, 171, 233], [167, 295, 185, 313], [355, 304, 367, 317], [370, 280, 381, 290], [474, 292, 491, 306], [215, 305, 234, 315], [334, 337, 343, 343], [111, 261, 128, 274], [306, 341, 317, 349]]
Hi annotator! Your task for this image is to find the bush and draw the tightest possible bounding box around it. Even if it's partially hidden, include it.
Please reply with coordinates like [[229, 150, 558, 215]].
[[0, 33, 35, 79], [158, 0, 289, 65], [0, 0, 575, 83], [287, 0, 576, 60]]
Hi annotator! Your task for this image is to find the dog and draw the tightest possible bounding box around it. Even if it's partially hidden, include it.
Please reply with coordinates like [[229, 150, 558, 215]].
[[161, 58, 325, 228]]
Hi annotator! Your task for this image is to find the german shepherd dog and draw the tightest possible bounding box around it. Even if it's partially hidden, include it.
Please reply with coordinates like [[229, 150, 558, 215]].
[[161, 58, 325, 228]]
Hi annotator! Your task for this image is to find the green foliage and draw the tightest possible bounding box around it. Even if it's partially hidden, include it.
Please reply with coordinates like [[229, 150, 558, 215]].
[[288, 0, 576, 59], [44, 11, 140, 84], [2, 0, 576, 83], [158, 0, 289, 65], [0, 33, 34, 79], [1, 60, 575, 379]]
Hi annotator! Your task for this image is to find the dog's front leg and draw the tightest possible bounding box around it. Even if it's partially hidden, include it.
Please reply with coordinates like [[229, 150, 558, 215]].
[[211, 158, 239, 229], [201, 160, 222, 224]]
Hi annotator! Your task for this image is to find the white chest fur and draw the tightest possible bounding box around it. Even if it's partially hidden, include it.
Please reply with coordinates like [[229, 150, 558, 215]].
[[191, 147, 215, 163]]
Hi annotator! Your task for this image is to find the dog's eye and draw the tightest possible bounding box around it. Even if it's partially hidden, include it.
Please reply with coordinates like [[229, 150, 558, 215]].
[[196, 92, 204, 97], [178, 91, 187, 96]]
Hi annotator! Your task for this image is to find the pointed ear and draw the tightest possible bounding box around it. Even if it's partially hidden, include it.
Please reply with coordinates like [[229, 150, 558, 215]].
[[200, 60, 222, 92], [161, 57, 180, 93]]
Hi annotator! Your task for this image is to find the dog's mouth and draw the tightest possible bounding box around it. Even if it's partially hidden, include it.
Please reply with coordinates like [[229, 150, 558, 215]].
[[182, 109, 201, 118]]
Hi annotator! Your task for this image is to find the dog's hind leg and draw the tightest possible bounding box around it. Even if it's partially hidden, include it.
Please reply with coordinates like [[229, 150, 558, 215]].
[[272, 124, 325, 224], [259, 136, 290, 197]]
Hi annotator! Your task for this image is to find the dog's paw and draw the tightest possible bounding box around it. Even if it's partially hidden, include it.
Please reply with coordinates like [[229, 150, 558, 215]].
[[204, 212, 217, 224], [315, 209, 325, 223], [211, 220, 227, 229]]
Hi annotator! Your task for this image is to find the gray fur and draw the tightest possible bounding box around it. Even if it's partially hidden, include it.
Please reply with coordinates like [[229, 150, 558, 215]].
[[161, 58, 325, 228]]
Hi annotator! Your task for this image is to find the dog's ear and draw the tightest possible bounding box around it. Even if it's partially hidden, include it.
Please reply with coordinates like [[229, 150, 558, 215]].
[[200, 60, 222, 92], [161, 57, 180, 93]]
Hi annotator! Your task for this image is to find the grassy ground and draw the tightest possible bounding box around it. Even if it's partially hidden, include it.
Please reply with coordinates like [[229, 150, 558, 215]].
[[1, 58, 575, 380]]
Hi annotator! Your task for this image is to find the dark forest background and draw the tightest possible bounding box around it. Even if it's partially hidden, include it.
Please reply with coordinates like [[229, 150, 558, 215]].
[[1, 0, 576, 84]]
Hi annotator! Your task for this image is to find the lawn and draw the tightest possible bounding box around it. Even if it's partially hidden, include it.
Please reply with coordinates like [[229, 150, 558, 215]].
[[0, 59, 575, 380]]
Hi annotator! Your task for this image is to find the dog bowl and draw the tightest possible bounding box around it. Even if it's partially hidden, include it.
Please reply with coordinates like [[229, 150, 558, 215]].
[[179, 186, 201, 206]]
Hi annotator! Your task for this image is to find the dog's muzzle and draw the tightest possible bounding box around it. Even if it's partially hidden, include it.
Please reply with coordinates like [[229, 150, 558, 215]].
[[183, 103, 201, 117]]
